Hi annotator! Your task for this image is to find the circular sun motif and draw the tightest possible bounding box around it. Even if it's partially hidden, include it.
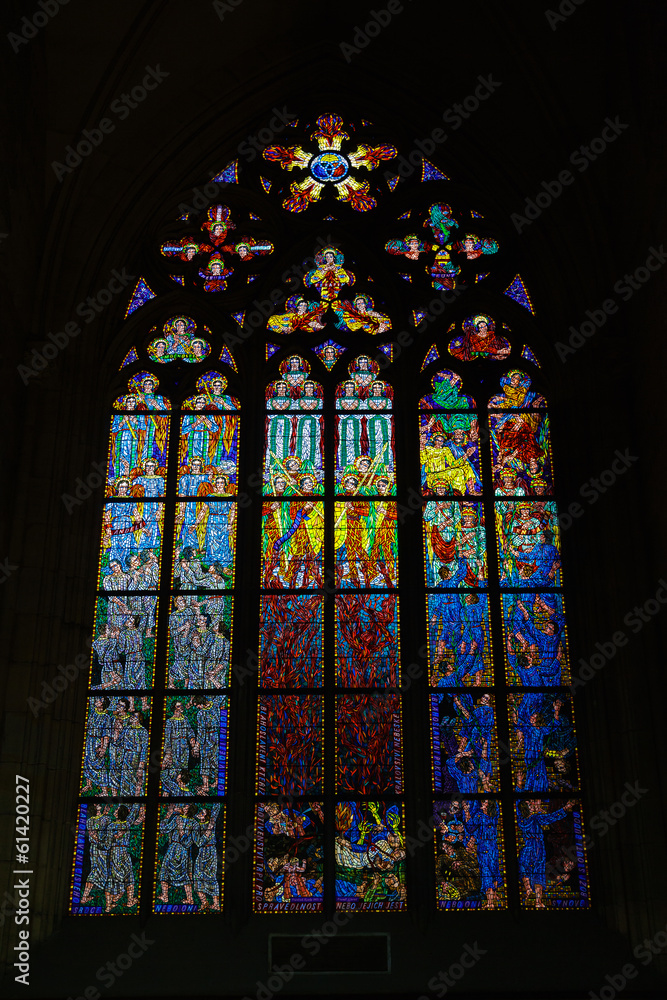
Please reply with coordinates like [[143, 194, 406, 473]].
[[309, 151, 349, 183]]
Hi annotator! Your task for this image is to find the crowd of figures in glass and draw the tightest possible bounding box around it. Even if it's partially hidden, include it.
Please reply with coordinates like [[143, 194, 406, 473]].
[[72, 370, 236, 913]]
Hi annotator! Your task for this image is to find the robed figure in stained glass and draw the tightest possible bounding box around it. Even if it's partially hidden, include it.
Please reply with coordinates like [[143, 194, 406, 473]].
[[449, 315, 510, 362], [516, 799, 576, 909], [305, 247, 354, 301], [420, 414, 481, 495], [158, 803, 197, 905], [193, 805, 222, 910]]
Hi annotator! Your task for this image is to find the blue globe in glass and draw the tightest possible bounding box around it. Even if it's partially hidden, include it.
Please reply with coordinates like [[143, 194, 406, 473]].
[[309, 151, 349, 183]]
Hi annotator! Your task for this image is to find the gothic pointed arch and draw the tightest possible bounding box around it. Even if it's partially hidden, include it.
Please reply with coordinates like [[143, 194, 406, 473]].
[[70, 108, 589, 917]]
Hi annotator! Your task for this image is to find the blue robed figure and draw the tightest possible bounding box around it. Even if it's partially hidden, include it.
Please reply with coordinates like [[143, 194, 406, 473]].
[[467, 801, 503, 905], [517, 800, 574, 907]]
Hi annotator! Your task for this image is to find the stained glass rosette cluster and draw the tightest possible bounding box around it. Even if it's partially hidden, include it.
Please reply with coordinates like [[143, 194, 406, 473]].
[[385, 203, 500, 293], [160, 203, 274, 293]]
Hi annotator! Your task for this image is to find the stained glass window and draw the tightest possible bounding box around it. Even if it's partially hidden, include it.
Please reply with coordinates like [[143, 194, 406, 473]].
[[72, 110, 589, 917]]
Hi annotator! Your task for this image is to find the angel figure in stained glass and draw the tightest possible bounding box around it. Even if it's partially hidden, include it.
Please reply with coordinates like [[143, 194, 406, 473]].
[[132, 457, 165, 497], [199, 253, 234, 293], [425, 202, 459, 245], [180, 408, 220, 468], [163, 316, 194, 353], [451, 234, 499, 260], [331, 293, 391, 336], [111, 408, 146, 478], [267, 295, 326, 336], [134, 374, 169, 410], [449, 315, 511, 362], [201, 204, 235, 246], [160, 236, 203, 261], [488, 370, 546, 409], [304, 247, 354, 302], [194, 476, 236, 572], [385, 233, 430, 260]]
